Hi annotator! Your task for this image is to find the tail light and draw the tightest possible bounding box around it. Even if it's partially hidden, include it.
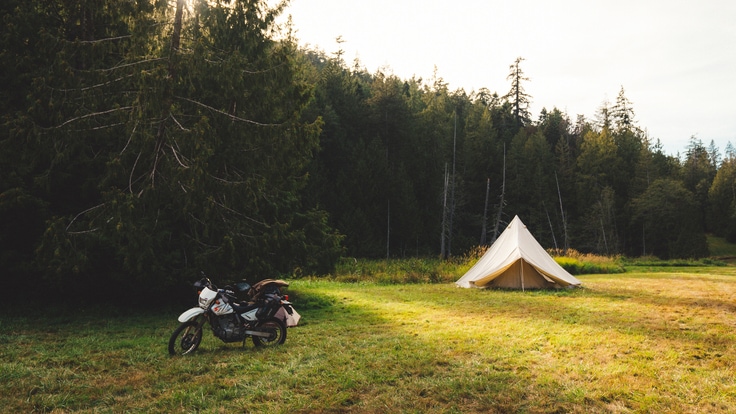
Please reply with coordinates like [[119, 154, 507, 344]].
[[284, 295, 289, 301]]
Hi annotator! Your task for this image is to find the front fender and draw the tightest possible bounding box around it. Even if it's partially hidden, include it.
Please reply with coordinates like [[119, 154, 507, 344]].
[[178, 307, 205, 323]]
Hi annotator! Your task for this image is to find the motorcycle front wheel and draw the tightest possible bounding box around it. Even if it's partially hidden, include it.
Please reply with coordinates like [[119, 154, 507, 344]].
[[168, 320, 203, 356], [252, 317, 287, 347]]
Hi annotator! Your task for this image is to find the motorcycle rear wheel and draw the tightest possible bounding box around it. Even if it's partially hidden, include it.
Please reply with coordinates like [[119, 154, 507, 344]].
[[168, 320, 203, 356], [252, 317, 286, 347]]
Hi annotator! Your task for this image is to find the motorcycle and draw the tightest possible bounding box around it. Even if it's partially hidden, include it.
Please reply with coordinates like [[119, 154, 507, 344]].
[[168, 276, 300, 355]]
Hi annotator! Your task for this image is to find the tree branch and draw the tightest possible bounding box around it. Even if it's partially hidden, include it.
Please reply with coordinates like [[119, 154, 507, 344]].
[[66, 203, 106, 232], [168, 142, 189, 168], [212, 196, 269, 228], [129, 150, 143, 195], [75, 57, 167, 73], [75, 35, 132, 44], [49, 74, 135, 93], [121, 121, 138, 155], [175, 96, 281, 126], [49, 106, 134, 129], [169, 112, 189, 131]]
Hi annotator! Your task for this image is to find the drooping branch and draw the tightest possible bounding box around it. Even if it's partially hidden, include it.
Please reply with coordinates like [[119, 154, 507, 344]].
[[107, 57, 168, 71], [175, 96, 282, 126], [168, 142, 189, 168], [211, 196, 270, 228], [207, 174, 246, 184], [75, 35, 132, 44], [121, 121, 138, 155], [49, 73, 136, 92], [150, 126, 167, 188], [69, 122, 127, 132], [129, 150, 143, 195], [47, 106, 134, 129], [169, 113, 189, 131], [66, 203, 106, 232]]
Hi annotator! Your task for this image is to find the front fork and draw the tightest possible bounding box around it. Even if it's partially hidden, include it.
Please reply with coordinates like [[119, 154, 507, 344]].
[[187, 313, 207, 337]]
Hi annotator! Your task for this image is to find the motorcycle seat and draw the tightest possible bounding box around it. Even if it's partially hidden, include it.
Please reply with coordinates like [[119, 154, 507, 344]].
[[231, 301, 258, 313]]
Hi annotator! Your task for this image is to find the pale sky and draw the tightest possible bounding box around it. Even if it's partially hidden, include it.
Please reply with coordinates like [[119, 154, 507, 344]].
[[275, 0, 736, 157]]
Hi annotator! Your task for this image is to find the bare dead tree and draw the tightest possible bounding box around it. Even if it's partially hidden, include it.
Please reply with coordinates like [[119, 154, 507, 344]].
[[386, 200, 390, 259], [555, 172, 569, 253], [480, 177, 490, 245], [545, 204, 558, 250], [440, 163, 449, 259], [448, 110, 457, 257], [492, 143, 507, 243]]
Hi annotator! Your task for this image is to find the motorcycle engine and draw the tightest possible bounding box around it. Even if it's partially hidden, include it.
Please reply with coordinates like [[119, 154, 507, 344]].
[[212, 313, 246, 342]]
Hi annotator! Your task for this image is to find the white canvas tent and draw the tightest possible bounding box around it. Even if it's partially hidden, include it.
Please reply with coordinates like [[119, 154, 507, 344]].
[[456, 215, 581, 289]]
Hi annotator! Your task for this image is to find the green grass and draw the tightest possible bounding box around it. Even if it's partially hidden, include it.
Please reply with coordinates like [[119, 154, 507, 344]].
[[3, 267, 736, 413]]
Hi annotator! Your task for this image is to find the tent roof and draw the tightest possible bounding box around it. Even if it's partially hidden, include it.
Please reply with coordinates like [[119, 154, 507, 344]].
[[456, 216, 581, 288]]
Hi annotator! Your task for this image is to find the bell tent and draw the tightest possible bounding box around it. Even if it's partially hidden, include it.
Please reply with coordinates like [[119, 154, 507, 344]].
[[456, 215, 581, 289]]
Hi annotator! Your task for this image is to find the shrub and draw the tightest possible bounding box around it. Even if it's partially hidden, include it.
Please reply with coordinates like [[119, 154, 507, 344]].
[[550, 249, 625, 275], [332, 257, 457, 284]]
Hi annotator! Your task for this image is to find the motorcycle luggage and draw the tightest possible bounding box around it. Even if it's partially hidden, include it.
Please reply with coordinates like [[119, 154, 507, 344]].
[[275, 306, 301, 327]]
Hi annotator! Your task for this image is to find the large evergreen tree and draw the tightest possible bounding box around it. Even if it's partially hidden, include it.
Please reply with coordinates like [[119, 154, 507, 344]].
[[2, 0, 342, 300]]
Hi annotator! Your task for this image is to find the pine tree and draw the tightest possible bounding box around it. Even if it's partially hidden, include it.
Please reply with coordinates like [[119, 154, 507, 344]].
[[503, 57, 532, 129], [612, 86, 636, 132], [682, 136, 717, 230]]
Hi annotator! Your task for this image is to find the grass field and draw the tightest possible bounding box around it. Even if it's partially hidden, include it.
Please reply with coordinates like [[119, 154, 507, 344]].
[[2, 267, 736, 413]]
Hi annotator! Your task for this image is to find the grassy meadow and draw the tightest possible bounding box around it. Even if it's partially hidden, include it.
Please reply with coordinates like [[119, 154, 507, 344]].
[[2, 262, 736, 413]]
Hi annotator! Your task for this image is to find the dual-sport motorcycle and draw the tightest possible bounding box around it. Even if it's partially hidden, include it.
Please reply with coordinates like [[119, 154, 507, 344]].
[[168, 276, 300, 355]]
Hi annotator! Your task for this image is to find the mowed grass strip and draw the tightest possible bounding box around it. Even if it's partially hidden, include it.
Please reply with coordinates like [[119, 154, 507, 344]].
[[2, 269, 736, 413]]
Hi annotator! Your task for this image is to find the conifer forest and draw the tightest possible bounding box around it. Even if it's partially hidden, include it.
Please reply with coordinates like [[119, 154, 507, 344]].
[[2, 0, 733, 300]]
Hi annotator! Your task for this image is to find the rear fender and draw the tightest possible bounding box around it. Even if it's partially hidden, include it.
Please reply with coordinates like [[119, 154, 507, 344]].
[[178, 307, 205, 323]]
